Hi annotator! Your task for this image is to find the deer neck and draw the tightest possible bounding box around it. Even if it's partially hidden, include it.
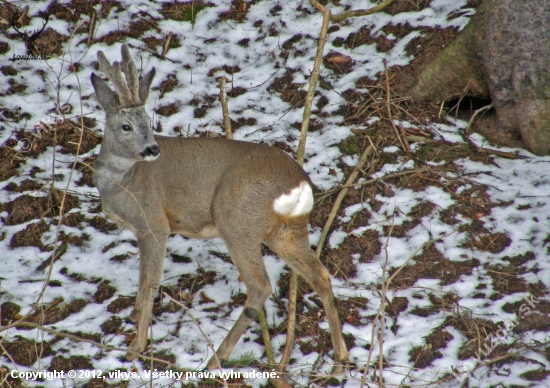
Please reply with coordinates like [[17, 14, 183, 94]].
[[93, 148, 138, 192]]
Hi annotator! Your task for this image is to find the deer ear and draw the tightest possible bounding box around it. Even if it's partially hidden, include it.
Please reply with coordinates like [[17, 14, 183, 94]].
[[138, 68, 155, 104], [91, 73, 119, 112]]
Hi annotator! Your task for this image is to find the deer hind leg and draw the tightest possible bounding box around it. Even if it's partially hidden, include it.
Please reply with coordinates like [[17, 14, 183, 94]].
[[125, 233, 168, 360], [206, 241, 272, 370], [265, 221, 349, 374]]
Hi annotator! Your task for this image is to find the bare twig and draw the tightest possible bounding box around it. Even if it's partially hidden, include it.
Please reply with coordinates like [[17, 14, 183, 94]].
[[13, 321, 186, 370], [360, 231, 456, 387], [87, 11, 96, 47], [383, 58, 408, 153], [296, 3, 330, 163], [17, 5, 29, 25], [281, 0, 331, 370], [218, 77, 233, 139], [163, 292, 229, 388], [258, 308, 275, 366], [315, 145, 373, 259], [3, 20, 89, 334], [297, 0, 394, 163], [330, 0, 394, 22], [377, 224, 393, 387], [127, 43, 177, 63], [161, 32, 173, 58], [465, 103, 492, 134], [316, 166, 429, 204], [258, 310, 289, 388], [277, 270, 298, 371], [280, 1, 396, 374]]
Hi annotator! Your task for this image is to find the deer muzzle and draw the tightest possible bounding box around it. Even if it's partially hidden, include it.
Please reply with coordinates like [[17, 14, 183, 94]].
[[140, 145, 160, 161]]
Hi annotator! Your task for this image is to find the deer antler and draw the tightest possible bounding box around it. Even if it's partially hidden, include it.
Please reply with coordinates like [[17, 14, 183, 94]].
[[97, 44, 141, 107], [120, 44, 140, 104]]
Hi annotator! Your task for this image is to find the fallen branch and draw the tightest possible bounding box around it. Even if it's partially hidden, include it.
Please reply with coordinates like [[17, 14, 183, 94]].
[[466, 104, 492, 134], [127, 43, 177, 63], [330, 0, 395, 22]]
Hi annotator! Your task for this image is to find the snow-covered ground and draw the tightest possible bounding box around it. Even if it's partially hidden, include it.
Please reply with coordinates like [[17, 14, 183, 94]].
[[1, 0, 549, 387]]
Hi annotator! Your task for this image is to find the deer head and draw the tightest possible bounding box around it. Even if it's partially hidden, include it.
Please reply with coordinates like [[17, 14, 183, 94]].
[[91, 44, 159, 162]]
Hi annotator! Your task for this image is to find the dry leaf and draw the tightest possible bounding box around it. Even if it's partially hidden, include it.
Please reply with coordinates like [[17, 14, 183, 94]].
[[327, 55, 352, 64], [199, 291, 214, 303]]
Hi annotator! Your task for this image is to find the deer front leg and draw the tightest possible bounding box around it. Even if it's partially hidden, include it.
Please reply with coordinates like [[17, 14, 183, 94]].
[[125, 232, 168, 360]]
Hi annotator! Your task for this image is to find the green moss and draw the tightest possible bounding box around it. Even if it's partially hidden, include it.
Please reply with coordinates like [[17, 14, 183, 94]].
[[160, 2, 211, 26], [338, 136, 361, 155]]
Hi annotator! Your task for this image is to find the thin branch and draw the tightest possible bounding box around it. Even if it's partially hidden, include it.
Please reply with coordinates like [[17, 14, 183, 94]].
[[296, 4, 330, 164], [163, 292, 229, 388], [277, 271, 298, 371], [465, 103, 492, 134], [377, 224, 392, 387], [14, 321, 186, 371], [315, 145, 373, 259], [330, 0, 395, 23], [281, 1, 332, 372], [161, 32, 173, 58], [383, 58, 408, 153], [218, 77, 233, 139], [281, 1, 397, 375], [87, 11, 96, 47], [258, 308, 275, 366], [360, 230, 456, 387], [4, 20, 89, 335], [316, 167, 429, 202], [127, 43, 177, 63]]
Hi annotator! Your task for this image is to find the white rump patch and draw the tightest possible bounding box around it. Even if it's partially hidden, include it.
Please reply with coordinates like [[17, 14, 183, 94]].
[[273, 181, 313, 216]]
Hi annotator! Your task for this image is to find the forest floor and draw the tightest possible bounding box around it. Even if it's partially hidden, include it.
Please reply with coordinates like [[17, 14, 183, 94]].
[[1, 0, 550, 387]]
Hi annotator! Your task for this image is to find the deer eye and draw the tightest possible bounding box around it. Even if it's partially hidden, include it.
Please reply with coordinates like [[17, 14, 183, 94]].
[[121, 125, 132, 132]]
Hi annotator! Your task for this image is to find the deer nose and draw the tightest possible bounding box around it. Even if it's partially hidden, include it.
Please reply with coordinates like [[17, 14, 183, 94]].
[[141, 145, 160, 158]]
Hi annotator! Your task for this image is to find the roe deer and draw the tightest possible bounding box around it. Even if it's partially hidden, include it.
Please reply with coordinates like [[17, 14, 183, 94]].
[[90, 44, 348, 372]]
